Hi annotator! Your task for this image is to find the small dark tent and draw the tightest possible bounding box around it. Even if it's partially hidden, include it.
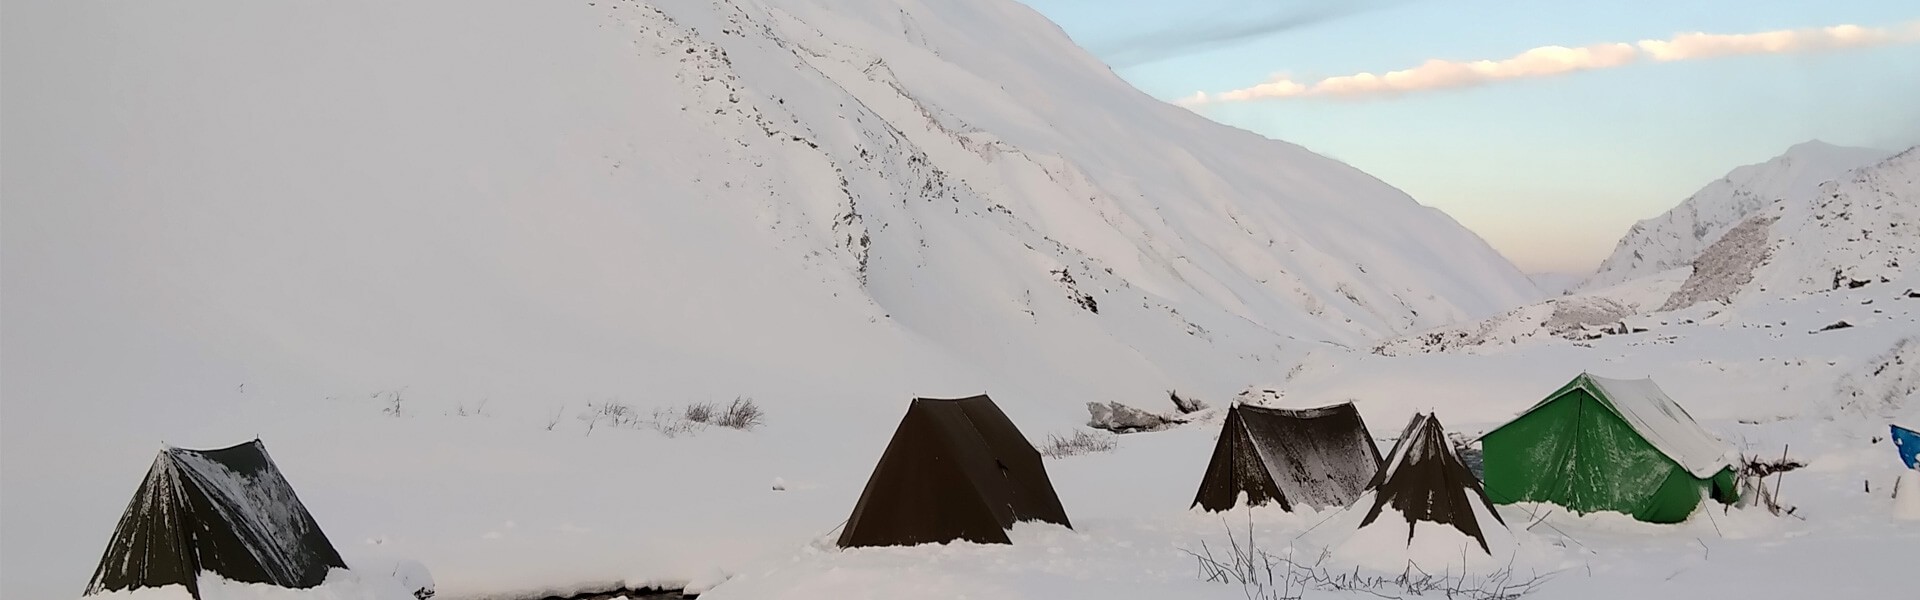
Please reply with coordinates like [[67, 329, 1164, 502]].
[[1480, 373, 1739, 523], [1191, 402, 1382, 512], [838, 395, 1071, 547], [1356, 413, 1505, 554], [85, 440, 347, 598]]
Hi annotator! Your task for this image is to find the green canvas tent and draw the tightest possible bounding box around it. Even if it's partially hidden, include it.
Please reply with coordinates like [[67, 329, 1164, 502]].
[[1481, 374, 1739, 523]]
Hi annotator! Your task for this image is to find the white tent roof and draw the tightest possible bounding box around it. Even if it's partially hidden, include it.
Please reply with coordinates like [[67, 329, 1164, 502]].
[[1571, 374, 1738, 478]]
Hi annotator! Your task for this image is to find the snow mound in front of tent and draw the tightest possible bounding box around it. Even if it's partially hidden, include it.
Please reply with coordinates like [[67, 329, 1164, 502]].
[[1314, 496, 1520, 576], [82, 568, 420, 600]]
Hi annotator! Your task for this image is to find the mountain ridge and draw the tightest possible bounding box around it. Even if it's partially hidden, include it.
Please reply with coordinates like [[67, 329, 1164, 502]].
[[1, 0, 1538, 420], [1577, 140, 1890, 292]]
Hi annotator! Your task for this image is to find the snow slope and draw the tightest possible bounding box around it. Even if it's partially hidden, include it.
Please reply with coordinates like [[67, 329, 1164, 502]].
[[1579, 141, 1890, 292], [1, 0, 1536, 422], [1, 0, 1540, 598], [1744, 147, 1920, 299]]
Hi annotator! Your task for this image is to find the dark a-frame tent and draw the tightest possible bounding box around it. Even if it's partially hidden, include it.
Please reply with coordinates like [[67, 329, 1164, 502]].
[[839, 395, 1071, 547], [1192, 402, 1382, 512], [1355, 413, 1506, 553], [85, 440, 347, 598]]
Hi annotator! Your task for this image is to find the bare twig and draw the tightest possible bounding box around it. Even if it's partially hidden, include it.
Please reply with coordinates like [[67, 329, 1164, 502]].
[[1181, 521, 1549, 599]]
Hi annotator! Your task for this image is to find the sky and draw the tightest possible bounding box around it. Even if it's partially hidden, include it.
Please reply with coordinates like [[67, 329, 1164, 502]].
[[1017, 0, 1920, 274]]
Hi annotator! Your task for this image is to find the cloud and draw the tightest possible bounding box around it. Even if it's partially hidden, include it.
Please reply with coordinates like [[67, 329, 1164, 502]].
[[1098, 0, 1415, 68], [1638, 23, 1920, 61], [1181, 21, 1920, 105]]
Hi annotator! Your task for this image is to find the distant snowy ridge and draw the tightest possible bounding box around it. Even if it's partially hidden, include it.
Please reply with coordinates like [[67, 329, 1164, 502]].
[[1378, 144, 1919, 355], [1744, 147, 1920, 299], [1675, 145, 1920, 308], [1579, 141, 1890, 292], [1526, 273, 1586, 297], [1373, 268, 1690, 355]]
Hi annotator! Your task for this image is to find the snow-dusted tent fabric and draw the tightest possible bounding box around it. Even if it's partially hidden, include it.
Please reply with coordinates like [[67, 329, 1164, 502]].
[[85, 440, 347, 598], [1356, 413, 1505, 553], [838, 395, 1071, 548], [1192, 402, 1382, 511], [1480, 373, 1739, 523]]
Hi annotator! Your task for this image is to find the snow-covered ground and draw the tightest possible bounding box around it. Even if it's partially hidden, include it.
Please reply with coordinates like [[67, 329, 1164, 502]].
[[703, 278, 1920, 599], [6, 274, 1914, 600], [4, 1, 1917, 599]]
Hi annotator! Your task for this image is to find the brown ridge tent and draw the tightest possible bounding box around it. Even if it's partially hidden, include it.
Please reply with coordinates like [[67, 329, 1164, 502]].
[[838, 395, 1071, 547], [1356, 413, 1506, 553], [1192, 402, 1382, 512], [85, 440, 347, 598]]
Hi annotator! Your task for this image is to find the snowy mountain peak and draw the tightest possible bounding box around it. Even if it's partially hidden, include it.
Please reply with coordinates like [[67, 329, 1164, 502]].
[[1784, 139, 1844, 154], [1378, 144, 1918, 356], [1739, 145, 1920, 299], [1578, 141, 1891, 292]]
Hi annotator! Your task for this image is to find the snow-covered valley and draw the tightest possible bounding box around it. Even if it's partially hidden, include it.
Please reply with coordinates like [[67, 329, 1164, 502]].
[[4, 1, 1917, 599]]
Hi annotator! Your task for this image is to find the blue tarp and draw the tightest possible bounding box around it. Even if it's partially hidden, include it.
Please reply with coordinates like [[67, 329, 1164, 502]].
[[1894, 424, 1920, 469]]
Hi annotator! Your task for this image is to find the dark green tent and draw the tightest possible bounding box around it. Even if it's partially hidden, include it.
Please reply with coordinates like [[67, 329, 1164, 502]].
[[85, 440, 347, 598], [839, 395, 1071, 547], [1481, 374, 1739, 523]]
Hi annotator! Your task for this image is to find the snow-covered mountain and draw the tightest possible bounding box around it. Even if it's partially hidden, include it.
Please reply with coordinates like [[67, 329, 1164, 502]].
[[2, 0, 1536, 416], [1735, 146, 1920, 301], [1379, 145, 1919, 355], [1, 2, 1544, 597], [1578, 141, 1890, 292], [1657, 146, 1918, 312]]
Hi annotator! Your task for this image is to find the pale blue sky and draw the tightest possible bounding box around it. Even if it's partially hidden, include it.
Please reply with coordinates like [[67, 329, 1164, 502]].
[[1019, 0, 1920, 273]]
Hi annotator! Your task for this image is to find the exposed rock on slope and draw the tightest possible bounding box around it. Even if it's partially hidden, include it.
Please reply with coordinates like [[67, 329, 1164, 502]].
[[1659, 215, 1776, 311]]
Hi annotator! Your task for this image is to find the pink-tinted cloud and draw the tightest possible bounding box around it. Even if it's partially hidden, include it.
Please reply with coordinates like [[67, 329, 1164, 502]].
[[1638, 23, 1920, 61], [1179, 21, 1920, 105]]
